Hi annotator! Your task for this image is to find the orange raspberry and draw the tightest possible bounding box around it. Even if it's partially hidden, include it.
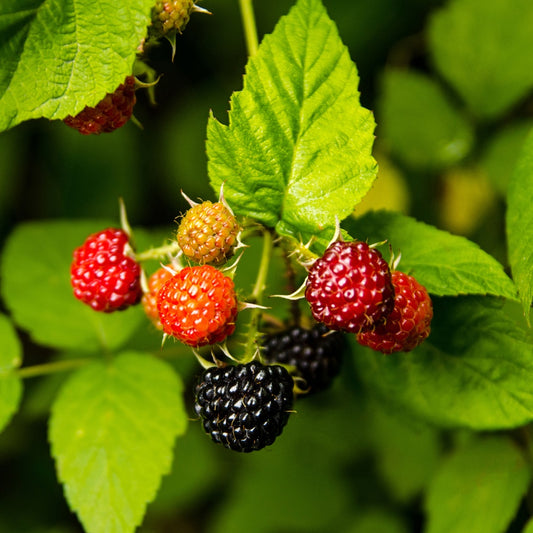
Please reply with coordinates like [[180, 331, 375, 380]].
[[142, 266, 174, 329], [157, 265, 238, 347]]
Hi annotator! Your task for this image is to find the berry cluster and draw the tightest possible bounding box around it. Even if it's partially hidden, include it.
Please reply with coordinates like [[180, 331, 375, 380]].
[[69, 192, 432, 454], [305, 240, 433, 354]]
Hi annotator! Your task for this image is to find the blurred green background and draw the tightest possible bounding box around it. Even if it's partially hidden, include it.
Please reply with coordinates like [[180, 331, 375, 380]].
[[1, 0, 533, 531]]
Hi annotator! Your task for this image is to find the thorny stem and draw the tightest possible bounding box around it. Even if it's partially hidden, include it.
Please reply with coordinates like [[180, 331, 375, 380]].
[[17, 358, 92, 379], [238, 0, 259, 57], [243, 228, 273, 361], [135, 241, 181, 262], [282, 248, 302, 326]]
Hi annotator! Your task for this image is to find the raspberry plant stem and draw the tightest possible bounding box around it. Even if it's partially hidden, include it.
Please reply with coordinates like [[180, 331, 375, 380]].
[[282, 248, 302, 326], [238, 0, 259, 56], [17, 358, 92, 379], [135, 241, 181, 262], [243, 228, 273, 361]]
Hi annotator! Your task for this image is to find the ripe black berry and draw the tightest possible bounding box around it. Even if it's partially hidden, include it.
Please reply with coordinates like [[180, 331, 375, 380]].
[[262, 323, 346, 394], [194, 362, 294, 452]]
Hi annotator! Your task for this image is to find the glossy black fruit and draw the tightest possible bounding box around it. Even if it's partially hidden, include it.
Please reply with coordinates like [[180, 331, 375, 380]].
[[194, 362, 294, 452]]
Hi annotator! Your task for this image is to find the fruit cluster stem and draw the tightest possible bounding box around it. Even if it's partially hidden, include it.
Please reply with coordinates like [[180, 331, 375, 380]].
[[17, 358, 92, 379], [238, 0, 259, 57], [243, 228, 273, 361], [135, 241, 181, 262]]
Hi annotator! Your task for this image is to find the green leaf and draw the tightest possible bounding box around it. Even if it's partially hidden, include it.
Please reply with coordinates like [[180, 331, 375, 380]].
[[354, 297, 533, 430], [379, 69, 473, 169], [49, 352, 187, 533], [368, 400, 441, 503], [207, 0, 377, 247], [0, 313, 23, 434], [347, 211, 517, 300], [481, 121, 533, 196], [428, 0, 533, 119], [146, 423, 223, 517], [0, 0, 152, 132], [523, 518, 533, 533], [210, 384, 367, 533], [1, 220, 144, 352], [425, 436, 530, 533], [345, 509, 409, 533], [507, 128, 533, 322]]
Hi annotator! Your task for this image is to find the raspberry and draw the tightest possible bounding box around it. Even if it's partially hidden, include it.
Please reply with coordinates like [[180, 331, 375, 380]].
[[63, 76, 136, 135], [70, 228, 142, 312], [141, 266, 174, 329], [177, 201, 239, 265], [357, 271, 433, 354], [151, 0, 195, 36], [262, 323, 346, 394], [194, 362, 294, 452], [305, 240, 394, 333], [157, 265, 237, 346]]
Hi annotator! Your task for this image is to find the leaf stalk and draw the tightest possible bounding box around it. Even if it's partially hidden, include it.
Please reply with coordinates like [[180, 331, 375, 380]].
[[238, 0, 259, 57]]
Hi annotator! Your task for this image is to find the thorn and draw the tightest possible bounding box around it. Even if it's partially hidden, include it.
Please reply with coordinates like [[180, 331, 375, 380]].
[[161, 263, 178, 276], [192, 4, 212, 15], [192, 348, 216, 369], [119, 198, 137, 253], [238, 301, 270, 311], [391, 250, 402, 271], [161, 332, 169, 349], [130, 113, 144, 130], [368, 239, 388, 250], [216, 342, 240, 363], [133, 75, 162, 90], [270, 278, 307, 300], [220, 250, 244, 278], [217, 182, 234, 214], [140, 268, 149, 294], [324, 216, 342, 249], [181, 189, 199, 208], [166, 33, 177, 62], [233, 230, 249, 252], [168, 249, 185, 269]]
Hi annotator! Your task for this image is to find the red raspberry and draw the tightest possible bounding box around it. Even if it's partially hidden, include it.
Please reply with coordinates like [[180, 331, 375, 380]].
[[157, 265, 237, 347], [177, 201, 239, 265], [305, 240, 394, 333], [63, 76, 136, 135], [357, 271, 433, 353], [141, 266, 174, 329], [70, 228, 142, 312]]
